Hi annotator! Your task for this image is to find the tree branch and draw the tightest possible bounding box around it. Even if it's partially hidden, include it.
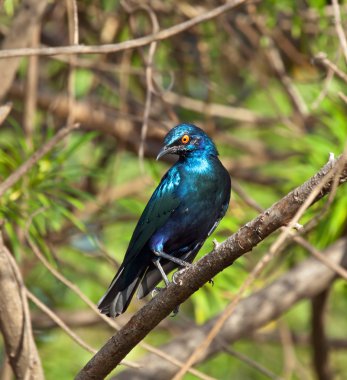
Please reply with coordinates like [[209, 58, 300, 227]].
[[0, 228, 44, 380], [115, 238, 347, 379], [0, 0, 246, 60], [76, 153, 347, 379]]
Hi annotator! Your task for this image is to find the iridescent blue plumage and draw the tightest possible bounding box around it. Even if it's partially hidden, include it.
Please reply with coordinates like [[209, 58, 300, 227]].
[[98, 123, 231, 317]]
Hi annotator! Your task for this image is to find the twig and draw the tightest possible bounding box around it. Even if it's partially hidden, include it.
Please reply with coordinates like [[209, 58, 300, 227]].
[[0, 123, 79, 198], [137, 6, 159, 171], [0, 102, 12, 126], [294, 236, 347, 281], [311, 54, 336, 110], [313, 53, 347, 84], [26, 289, 97, 354], [66, 0, 79, 125], [223, 346, 282, 380], [0, 0, 246, 60], [332, 0, 347, 63], [23, 24, 40, 149], [162, 91, 278, 124], [77, 154, 347, 380]]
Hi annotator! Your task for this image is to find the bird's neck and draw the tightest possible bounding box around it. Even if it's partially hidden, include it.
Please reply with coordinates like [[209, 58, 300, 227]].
[[178, 151, 217, 174]]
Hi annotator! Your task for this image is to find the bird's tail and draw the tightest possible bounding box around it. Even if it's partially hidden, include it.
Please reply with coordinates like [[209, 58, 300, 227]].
[[98, 260, 148, 317]]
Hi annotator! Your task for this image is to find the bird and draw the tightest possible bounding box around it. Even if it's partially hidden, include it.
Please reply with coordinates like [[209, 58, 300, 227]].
[[98, 123, 231, 317]]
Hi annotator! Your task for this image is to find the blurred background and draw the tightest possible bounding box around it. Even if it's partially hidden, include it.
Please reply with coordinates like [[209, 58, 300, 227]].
[[0, 0, 347, 379]]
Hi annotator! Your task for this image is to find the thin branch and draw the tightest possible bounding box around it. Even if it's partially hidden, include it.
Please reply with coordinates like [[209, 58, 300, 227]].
[[294, 236, 347, 281], [223, 346, 282, 380], [66, 0, 79, 125], [0, 102, 12, 126], [26, 289, 97, 355], [162, 91, 278, 124], [23, 24, 40, 149], [0, 0, 246, 60], [137, 6, 159, 171], [332, 0, 347, 63], [314, 53, 347, 84], [77, 154, 347, 379]]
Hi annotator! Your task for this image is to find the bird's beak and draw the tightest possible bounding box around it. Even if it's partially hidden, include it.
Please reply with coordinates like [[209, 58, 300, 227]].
[[156, 145, 176, 160]]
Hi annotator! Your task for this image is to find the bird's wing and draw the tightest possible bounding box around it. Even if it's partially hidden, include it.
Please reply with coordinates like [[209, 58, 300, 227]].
[[122, 168, 181, 266], [138, 195, 231, 299]]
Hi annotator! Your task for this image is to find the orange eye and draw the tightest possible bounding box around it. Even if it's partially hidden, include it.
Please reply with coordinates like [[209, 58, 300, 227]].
[[181, 134, 190, 144]]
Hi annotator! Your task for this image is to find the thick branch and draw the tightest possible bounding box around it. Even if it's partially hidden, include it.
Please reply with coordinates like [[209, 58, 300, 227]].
[[115, 239, 347, 379], [76, 155, 347, 380], [0, 230, 44, 380]]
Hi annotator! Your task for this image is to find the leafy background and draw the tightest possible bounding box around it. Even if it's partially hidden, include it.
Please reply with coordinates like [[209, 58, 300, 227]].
[[0, 0, 347, 379]]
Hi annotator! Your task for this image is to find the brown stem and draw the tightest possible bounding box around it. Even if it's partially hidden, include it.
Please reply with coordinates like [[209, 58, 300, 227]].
[[311, 289, 333, 380]]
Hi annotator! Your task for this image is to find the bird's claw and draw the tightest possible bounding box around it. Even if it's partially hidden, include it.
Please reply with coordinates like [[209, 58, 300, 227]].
[[208, 278, 214, 286], [151, 287, 163, 298], [173, 267, 189, 285], [213, 238, 220, 249], [328, 152, 335, 164], [293, 223, 303, 231]]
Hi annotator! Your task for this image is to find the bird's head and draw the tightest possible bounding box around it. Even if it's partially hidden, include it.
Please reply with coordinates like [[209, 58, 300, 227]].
[[157, 123, 218, 160]]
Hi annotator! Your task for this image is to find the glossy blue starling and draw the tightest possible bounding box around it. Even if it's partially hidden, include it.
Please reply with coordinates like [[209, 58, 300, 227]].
[[98, 123, 231, 317]]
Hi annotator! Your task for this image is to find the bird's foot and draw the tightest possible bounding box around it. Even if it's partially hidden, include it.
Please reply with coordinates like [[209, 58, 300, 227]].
[[283, 222, 303, 231], [328, 152, 335, 164], [208, 278, 214, 286], [151, 286, 164, 298], [213, 238, 220, 250], [172, 266, 190, 285], [170, 305, 180, 317], [293, 223, 303, 231]]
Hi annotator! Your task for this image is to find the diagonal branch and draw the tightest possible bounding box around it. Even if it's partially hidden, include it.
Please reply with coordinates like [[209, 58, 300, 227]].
[[114, 238, 347, 380], [76, 154, 347, 380]]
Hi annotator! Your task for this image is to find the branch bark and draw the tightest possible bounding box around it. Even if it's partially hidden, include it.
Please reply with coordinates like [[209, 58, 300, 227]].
[[114, 238, 347, 379], [0, 229, 44, 380], [76, 154, 347, 379]]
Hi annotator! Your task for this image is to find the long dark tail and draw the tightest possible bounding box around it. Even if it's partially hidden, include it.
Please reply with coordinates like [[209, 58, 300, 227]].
[[98, 259, 148, 317]]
